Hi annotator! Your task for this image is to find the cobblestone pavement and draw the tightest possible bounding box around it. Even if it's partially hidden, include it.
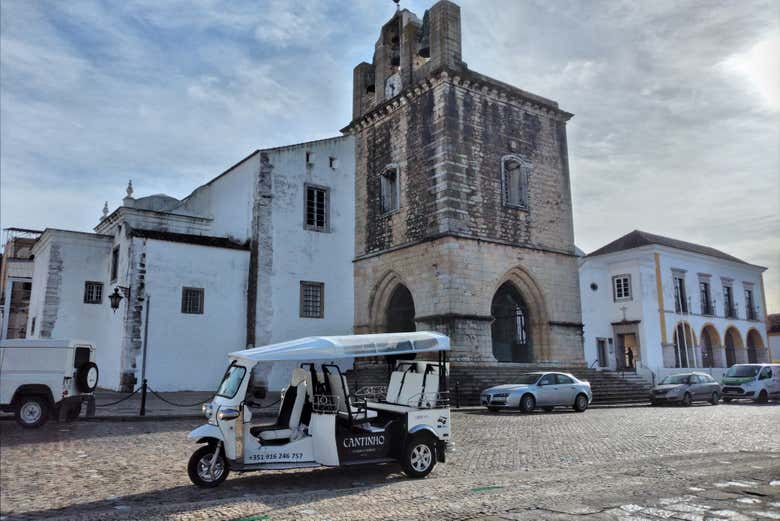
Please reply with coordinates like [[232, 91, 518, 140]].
[[1, 402, 778, 520]]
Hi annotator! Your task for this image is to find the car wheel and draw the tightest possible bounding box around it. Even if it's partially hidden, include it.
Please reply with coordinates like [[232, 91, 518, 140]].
[[710, 392, 719, 406], [519, 394, 536, 413], [188, 445, 229, 488], [542, 406, 554, 412], [573, 393, 589, 412], [15, 396, 50, 428], [681, 392, 692, 407], [722, 397, 732, 403], [401, 435, 436, 478], [756, 390, 768, 403]]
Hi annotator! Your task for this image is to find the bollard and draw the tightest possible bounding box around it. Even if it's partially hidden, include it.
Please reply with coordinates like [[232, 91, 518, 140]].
[[455, 380, 461, 409], [140, 379, 148, 416]]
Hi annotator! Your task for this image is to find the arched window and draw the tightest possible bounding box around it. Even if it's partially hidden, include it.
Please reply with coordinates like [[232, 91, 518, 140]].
[[491, 282, 532, 362], [724, 328, 740, 367], [380, 164, 400, 214], [501, 155, 530, 209], [746, 330, 763, 363]]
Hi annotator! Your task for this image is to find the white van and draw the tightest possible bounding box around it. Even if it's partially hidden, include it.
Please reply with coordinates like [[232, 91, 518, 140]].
[[0, 339, 99, 427], [721, 363, 780, 403]]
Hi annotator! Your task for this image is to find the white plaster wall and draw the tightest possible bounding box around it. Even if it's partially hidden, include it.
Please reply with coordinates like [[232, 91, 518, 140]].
[[140, 238, 249, 391], [769, 334, 780, 363], [184, 154, 258, 242], [28, 231, 125, 389], [261, 137, 356, 389]]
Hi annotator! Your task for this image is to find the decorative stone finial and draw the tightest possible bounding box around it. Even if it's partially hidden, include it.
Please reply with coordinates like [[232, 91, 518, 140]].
[[126, 180, 134, 198], [101, 201, 109, 220]]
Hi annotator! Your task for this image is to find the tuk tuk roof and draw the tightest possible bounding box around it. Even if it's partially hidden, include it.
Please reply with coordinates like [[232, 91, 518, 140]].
[[229, 332, 449, 364]]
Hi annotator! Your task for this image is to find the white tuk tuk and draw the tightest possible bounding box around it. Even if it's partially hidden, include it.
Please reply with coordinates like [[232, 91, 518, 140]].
[[187, 332, 452, 487]]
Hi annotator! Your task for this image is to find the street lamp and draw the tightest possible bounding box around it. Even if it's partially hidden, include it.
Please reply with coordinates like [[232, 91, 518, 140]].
[[109, 286, 130, 312]]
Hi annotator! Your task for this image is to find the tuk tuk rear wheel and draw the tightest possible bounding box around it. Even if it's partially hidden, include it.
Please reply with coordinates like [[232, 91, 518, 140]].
[[401, 435, 436, 478], [188, 445, 229, 488]]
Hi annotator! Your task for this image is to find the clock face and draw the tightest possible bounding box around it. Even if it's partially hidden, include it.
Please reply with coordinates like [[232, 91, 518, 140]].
[[385, 73, 402, 99]]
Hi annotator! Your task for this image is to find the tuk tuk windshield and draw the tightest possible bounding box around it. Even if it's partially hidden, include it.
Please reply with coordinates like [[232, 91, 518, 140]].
[[216, 364, 246, 398]]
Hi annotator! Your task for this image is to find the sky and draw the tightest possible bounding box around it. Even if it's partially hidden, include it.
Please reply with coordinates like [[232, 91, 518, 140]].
[[1, 0, 778, 311]]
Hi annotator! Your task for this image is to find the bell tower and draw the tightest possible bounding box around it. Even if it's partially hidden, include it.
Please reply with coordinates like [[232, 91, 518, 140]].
[[344, 0, 584, 366]]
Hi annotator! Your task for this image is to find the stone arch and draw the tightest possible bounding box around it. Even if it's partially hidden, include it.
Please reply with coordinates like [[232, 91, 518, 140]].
[[671, 321, 698, 368], [489, 266, 550, 362], [368, 270, 415, 332], [724, 326, 743, 367], [700, 323, 723, 368], [746, 328, 765, 363]]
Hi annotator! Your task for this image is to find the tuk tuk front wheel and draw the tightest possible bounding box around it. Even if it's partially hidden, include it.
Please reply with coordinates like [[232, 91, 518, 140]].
[[401, 435, 436, 478], [188, 445, 229, 488]]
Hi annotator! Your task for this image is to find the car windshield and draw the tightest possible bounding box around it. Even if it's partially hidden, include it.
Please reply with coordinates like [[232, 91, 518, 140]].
[[216, 363, 246, 398], [660, 374, 690, 385], [724, 365, 760, 378], [514, 374, 542, 385]]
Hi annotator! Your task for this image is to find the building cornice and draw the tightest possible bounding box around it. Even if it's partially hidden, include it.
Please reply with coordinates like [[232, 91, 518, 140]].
[[341, 67, 573, 134]]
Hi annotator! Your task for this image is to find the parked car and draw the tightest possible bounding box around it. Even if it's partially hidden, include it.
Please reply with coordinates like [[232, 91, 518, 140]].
[[721, 364, 780, 403], [0, 339, 98, 428], [481, 372, 592, 413], [649, 373, 721, 406]]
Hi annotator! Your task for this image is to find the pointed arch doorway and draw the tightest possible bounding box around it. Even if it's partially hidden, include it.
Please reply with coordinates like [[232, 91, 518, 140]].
[[491, 282, 533, 363]]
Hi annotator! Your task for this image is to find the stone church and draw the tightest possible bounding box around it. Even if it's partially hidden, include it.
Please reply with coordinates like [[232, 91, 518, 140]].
[[13, 0, 583, 392], [345, 1, 583, 366]]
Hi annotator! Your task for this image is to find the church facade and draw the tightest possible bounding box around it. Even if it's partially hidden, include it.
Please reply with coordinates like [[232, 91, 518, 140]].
[[345, 1, 584, 365], [14, 0, 585, 392]]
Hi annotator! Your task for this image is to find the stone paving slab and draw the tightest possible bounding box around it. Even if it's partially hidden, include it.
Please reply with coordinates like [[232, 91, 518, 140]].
[[1, 402, 778, 520]]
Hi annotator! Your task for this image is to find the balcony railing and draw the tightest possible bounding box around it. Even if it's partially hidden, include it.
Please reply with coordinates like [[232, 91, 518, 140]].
[[724, 302, 738, 319], [675, 299, 761, 322]]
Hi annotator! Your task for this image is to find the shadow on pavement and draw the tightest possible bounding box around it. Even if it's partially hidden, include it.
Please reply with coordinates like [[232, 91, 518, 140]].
[[7, 463, 404, 520]]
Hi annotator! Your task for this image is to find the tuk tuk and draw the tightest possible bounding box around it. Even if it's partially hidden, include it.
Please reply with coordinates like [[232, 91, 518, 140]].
[[187, 332, 451, 487]]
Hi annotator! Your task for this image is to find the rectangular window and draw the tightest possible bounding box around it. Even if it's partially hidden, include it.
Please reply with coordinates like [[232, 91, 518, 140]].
[[380, 166, 400, 213], [699, 281, 712, 315], [329, 156, 337, 169], [110, 246, 119, 282], [612, 275, 631, 301], [723, 285, 735, 318], [745, 289, 755, 320], [300, 281, 324, 318], [181, 287, 204, 314], [304, 185, 329, 232], [673, 275, 688, 313], [502, 156, 530, 208], [83, 281, 104, 304]]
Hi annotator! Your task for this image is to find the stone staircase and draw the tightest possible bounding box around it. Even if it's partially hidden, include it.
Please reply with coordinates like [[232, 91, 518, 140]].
[[346, 363, 652, 406]]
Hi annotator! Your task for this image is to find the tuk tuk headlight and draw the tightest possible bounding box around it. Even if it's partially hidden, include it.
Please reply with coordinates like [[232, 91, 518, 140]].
[[202, 402, 213, 419]]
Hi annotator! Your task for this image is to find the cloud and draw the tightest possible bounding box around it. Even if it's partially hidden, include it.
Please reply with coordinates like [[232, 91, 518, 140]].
[[1, 0, 778, 312]]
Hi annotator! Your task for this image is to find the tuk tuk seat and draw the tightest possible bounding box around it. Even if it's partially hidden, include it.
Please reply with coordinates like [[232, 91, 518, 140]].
[[251, 369, 308, 441]]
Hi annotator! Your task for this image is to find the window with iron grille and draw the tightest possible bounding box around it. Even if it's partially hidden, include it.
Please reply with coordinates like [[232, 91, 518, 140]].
[[181, 287, 204, 314], [674, 275, 688, 313], [304, 184, 329, 231], [745, 289, 755, 320], [300, 281, 324, 318], [380, 165, 400, 213], [699, 281, 712, 314], [83, 281, 103, 304], [501, 155, 530, 209], [723, 285, 735, 317], [612, 275, 631, 301]]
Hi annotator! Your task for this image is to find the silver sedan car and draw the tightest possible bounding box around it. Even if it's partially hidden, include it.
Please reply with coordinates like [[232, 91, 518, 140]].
[[481, 372, 592, 413]]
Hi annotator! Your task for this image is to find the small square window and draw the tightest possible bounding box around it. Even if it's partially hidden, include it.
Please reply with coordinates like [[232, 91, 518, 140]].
[[380, 165, 400, 213], [612, 275, 631, 301], [304, 184, 329, 232], [329, 156, 338, 169], [181, 287, 204, 314], [300, 281, 324, 318], [305, 151, 314, 165], [84, 282, 104, 304]]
